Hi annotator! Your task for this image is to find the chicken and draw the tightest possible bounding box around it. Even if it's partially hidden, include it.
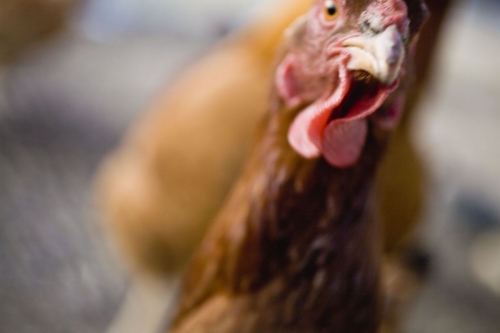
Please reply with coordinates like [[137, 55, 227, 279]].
[[96, 0, 446, 278], [167, 0, 428, 332], [96, 0, 313, 276]]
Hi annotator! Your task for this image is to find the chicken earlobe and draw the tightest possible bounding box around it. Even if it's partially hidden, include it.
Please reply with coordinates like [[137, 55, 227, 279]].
[[168, 105, 389, 332]]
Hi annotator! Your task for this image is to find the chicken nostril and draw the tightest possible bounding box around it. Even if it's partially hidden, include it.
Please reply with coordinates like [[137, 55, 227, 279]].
[[359, 20, 371, 33], [359, 17, 384, 35]]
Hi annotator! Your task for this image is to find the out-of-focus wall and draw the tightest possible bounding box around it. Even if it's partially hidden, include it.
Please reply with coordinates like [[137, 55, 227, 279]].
[[76, 0, 273, 38]]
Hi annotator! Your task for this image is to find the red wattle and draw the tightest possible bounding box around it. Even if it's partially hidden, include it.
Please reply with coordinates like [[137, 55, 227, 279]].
[[322, 119, 368, 167]]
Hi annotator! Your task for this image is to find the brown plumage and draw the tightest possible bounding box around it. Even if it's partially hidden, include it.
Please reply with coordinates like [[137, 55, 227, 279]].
[[0, 0, 76, 63], [168, 108, 388, 333], [95, 0, 313, 275], [167, 0, 428, 332]]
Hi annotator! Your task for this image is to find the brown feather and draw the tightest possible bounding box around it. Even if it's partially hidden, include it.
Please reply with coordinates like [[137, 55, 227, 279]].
[[168, 94, 391, 332], [95, 0, 444, 291], [165, 1, 431, 331]]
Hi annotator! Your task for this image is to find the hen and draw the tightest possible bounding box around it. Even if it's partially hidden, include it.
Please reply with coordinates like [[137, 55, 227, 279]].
[[96, 0, 447, 278], [167, 0, 427, 332], [96, 0, 313, 275]]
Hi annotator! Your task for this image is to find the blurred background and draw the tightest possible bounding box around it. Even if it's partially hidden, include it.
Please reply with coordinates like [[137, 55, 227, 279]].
[[1, 0, 500, 332]]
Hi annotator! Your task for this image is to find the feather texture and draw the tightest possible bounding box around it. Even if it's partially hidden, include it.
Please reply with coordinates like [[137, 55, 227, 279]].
[[167, 1, 428, 331]]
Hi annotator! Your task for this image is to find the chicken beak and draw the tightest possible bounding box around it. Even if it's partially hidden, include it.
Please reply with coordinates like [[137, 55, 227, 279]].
[[342, 25, 405, 85]]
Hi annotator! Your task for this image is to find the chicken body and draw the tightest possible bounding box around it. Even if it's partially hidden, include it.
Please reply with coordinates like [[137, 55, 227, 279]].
[[96, 0, 313, 275], [168, 0, 427, 332]]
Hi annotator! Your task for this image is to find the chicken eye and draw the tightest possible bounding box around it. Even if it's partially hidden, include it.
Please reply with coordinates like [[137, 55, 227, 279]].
[[324, 0, 339, 21]]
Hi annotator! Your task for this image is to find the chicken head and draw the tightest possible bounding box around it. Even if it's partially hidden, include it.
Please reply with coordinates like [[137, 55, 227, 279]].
[[276, 0, 427, 167]]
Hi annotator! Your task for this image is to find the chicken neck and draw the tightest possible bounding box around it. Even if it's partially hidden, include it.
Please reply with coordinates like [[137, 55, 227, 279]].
[[173, 97, 390, 331]]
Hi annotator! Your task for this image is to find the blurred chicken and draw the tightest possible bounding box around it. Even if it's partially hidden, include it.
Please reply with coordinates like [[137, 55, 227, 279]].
[[0, 0, 77, 63], [166, 0, 427, 331], [96, 0, 449, 278], [96, 0, 313, 276]]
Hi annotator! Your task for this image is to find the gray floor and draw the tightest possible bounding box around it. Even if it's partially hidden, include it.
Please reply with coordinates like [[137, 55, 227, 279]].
[[1, 0, 500, 332]]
